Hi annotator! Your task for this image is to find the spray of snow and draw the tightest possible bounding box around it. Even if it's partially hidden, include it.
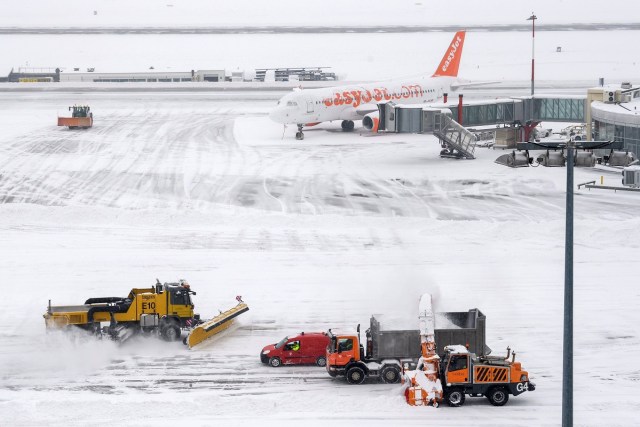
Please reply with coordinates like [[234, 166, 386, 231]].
[[444, 345, 469, 354], [367, 268, 441, 329]]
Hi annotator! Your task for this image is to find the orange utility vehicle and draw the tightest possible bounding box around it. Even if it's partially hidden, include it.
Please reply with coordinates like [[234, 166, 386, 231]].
[[403, 294, 535, 408], [58, 105, 93, 129], [434, 344, 535, 407]]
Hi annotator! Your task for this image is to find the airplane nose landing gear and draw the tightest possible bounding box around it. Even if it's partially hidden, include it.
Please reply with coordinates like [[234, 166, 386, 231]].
[[296, 124, 305, 140], [341, 120, 355, 131]]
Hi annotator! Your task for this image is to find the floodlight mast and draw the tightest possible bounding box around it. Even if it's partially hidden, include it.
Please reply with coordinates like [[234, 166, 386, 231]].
[[527, 13, 537, 96], [563, 140, 574, 427]]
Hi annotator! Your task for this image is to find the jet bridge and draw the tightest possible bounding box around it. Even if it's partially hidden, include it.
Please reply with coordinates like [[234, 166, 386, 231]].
[[375, 96, 590, 161], [447, 99, 520, 127], [378, 95, 587, 135], [529, 96, 585, 122]]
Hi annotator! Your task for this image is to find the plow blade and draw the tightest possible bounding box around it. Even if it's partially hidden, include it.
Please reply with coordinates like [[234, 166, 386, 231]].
[[57, 116, 93, 128], [186, 302, 249, 349]]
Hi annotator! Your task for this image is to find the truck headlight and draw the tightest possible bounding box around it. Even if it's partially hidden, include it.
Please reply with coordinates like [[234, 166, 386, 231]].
[[520, 374, 528, 381], [263, 350, 270, 355]]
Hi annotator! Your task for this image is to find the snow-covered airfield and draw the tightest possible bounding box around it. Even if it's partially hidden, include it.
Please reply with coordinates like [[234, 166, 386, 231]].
[[1, 1, 640, 426]]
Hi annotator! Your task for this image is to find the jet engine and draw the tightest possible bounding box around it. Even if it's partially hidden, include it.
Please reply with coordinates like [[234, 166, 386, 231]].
[[362, 111, 380, 132]]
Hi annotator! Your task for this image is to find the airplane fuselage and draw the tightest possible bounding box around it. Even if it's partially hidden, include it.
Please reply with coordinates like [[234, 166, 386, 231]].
[[269, 75, 456, 125]]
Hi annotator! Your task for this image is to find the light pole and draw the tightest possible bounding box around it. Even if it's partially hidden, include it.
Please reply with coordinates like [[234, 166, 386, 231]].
[[563, 141, 574, 427], [527, 13, 537, 96]]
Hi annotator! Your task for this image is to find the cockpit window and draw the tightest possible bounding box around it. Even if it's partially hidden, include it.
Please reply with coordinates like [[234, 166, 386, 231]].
[[286, 101, 298, 107]]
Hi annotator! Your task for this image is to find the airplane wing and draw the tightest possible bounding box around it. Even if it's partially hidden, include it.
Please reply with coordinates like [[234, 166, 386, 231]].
[[338, 105, 379, 121], [355, 104, 379, 116], [450, 80, 501, 91]]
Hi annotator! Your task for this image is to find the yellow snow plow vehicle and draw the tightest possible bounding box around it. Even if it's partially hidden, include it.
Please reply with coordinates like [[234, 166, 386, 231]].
[[43, 279, 248, 349]]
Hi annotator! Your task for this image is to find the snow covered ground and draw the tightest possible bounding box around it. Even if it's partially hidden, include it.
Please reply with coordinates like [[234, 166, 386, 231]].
[[0, 88, 638, 426], [1, 2, 640, 425]]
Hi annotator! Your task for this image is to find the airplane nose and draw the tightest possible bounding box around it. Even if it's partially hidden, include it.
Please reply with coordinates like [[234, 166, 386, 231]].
[[269, 106, 284, 123]]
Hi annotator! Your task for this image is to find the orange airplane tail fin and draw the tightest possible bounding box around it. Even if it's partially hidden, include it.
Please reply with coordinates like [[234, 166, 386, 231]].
[[432, 31, 466, 78]]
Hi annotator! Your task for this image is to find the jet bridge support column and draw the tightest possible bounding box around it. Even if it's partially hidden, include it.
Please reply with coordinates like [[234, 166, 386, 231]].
[[458, 94, 463, 124]]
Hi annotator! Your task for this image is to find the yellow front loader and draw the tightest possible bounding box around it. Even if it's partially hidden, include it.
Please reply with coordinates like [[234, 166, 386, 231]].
[[43, 279, 248, 348]]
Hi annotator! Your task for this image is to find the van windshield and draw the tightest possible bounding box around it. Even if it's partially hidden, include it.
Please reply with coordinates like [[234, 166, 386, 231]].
[[275, 336, 288, 349]]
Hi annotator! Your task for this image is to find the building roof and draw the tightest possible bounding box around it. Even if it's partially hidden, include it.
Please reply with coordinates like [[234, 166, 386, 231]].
[[592, 99, 640, 126]]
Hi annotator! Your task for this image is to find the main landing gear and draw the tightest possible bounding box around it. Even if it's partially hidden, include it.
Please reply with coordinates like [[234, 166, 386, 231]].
[[295, 124, 305, 140], [341, 120, 355, 131]]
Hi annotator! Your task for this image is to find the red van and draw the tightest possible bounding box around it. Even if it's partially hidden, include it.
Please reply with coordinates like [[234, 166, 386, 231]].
[[260, 332, 330, 367]]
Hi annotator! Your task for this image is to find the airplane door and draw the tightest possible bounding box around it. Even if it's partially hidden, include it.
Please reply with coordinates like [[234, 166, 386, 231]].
[[307, 100, 314, 114]]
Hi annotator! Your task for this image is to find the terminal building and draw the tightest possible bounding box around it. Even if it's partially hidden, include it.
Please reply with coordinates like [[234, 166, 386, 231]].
[[377, 83, 640, 161], [0, 67, 227, 83], [1, 67, 60, 82], [590, 84, 640, 160], [2, 66, 336, 83], [58, 69, 226, 83]]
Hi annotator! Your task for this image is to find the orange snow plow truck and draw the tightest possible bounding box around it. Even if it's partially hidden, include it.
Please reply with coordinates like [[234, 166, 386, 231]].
[[58, 105, 93, 129]]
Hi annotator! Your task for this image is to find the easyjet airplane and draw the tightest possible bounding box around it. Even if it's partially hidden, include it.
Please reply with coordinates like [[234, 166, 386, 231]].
[[269, 30, 470, 140]]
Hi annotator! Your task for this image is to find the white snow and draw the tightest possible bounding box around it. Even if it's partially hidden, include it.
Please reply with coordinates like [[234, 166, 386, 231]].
[[0, 88, 638, 426], [445, 345, 470, 354], [1, 3, 640, 426], [413, 371, 443, 394]]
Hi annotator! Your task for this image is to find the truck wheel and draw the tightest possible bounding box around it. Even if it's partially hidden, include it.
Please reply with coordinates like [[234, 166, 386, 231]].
[[381, 366, 400, 384], [487, 387, 509, 406], [161, 323, 181, 341], [316, 356, 326, 367], [269, 357, 282, 367], [445, 388, 466, 407], [346, 366, 366, 385]]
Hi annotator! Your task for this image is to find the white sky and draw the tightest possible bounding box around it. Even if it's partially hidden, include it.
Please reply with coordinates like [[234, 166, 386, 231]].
[[1, 0, 639, 27], [3, 0, 640, 81]]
